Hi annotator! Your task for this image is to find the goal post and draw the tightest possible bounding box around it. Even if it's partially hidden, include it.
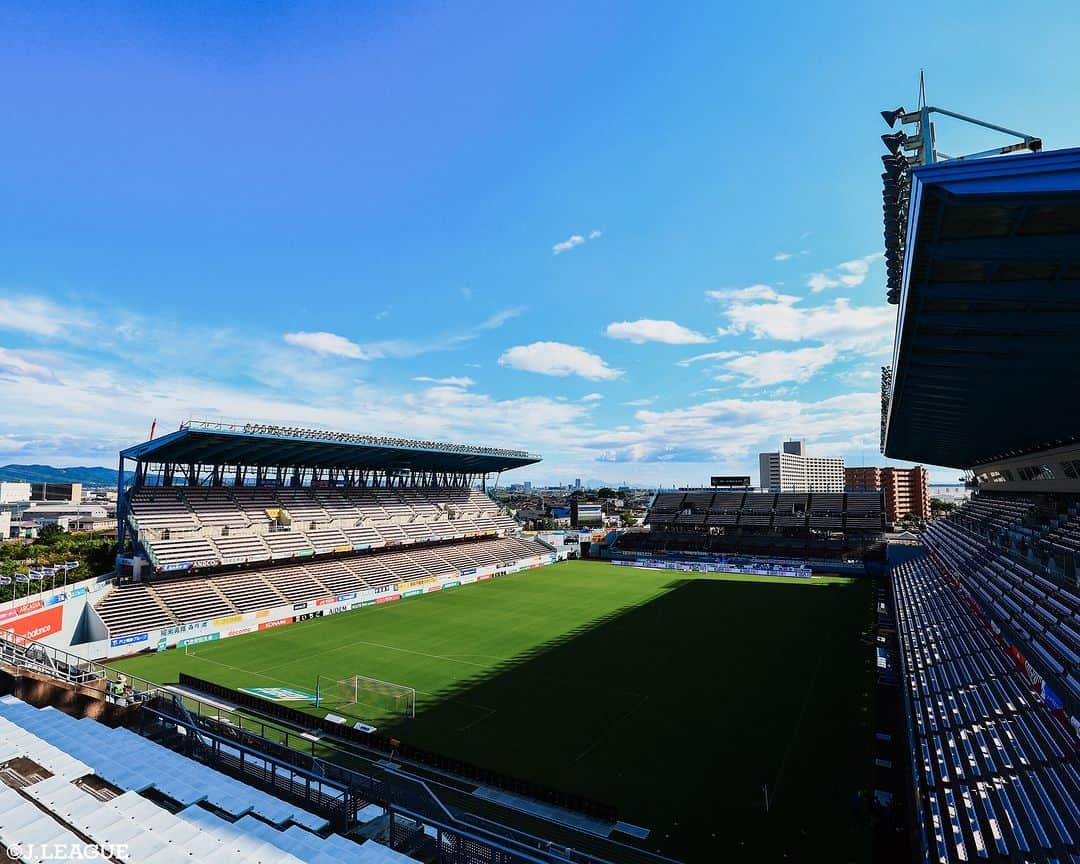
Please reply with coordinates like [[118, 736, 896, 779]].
[[315, 673, 416, 720]]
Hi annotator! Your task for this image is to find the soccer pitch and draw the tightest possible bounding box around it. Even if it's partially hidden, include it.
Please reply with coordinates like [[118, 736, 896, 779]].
[[115, 559, 875, 862]]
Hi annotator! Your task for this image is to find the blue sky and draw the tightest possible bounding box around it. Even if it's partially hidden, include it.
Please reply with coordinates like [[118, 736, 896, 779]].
[[1, 2, 1078, 486]]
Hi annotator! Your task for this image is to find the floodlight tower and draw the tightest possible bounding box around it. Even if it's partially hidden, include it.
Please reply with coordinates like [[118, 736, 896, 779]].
[[877, 72, 1043, 306]]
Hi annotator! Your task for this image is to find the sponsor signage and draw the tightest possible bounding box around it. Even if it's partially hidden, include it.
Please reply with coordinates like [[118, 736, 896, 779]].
[[213, 614, 243, 627], [477, 574, 493, 581], [293, 602, 308, 611], [179, 632, 220, 648], [110, 632, 149, 648], [297, 611, 324, 622], [402, 589, 424, 598], [316, 597, 335, 606], [70, 586, 87, 598], [258, 617, 293, 631], [239, 687, 314, 702], [352, 544, 370, 551], [711, 475, 751, 488], [425, 585, 442, 593], [255, 609, 270, 618], [376, 593, 400, 605], [351, 600, 377, 609], [336, 592, 358, 602], [227, 626, 254, 637], [4, 605, 64, 641], [333, 544, 352, 553], [460, 568, 476, 577], [442, 581, 461, 590], [161, 561, 193, 572], [45, 592, 67, 607]]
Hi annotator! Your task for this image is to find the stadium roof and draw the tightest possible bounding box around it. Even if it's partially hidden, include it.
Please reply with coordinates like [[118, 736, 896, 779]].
[[883, 146, 1080, 468], [120, 421, 541, 475]]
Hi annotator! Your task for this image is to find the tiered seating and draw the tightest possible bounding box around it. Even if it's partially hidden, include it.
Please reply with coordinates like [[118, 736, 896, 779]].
[[844, 493, 884, 532], [923, 518, 1080, 697], [276, 489, 331, 527], [738, 493, 775, 528], [128, 488, 197, 532], [263, 531, 315, 559], [232, 488, 279, 527], [98, 537, 554, 635], [808, 493, 844, 530], [773, 493, 808, 528], [213, 571, 284, 612], [957, 494, 1038, 533], [344, 556, 398, 590], [147, 536, 221, 569], [94, 584, 176, 637], [214, 532, 271, 563], [261, 565, 327, 604], [304, 559, 368, 595], [0, 698, 413, 862], [892, 556, 1080, 863], [645, 492, 684, 527], [132, 485, 520, 573], [185, 488, 249, 529], [150, 578, 234, 624]]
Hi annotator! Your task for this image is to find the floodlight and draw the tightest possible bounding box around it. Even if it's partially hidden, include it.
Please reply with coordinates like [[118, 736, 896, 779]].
[[881, 107, 906, 128]]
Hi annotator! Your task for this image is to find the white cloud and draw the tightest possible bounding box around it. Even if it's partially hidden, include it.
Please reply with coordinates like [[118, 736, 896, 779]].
[[0, 347, 57, 381], [498, 342, 622, 381], [605, 319, 711, 345], [676, 350, 740, 367], [283, 331, 371, 359], [552, 230, 602, 255], [806, 252, 883, 293], [553, 234, 585, 255], [623, 397, 656, 406], [580, 393, 604, 402], [413, 376, 474, 387], [773, 251, 792, 261], [710, 286, 896, 352], [706, 284, 784, 303], [0, 296, 90, 337], [723, 345, 839, 388]]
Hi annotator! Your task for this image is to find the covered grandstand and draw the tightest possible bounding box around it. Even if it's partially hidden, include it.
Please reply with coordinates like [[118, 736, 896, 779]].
[[610, 489, 886, 567], [880, 101, 1080, 864], [79, 421, 553, 655]]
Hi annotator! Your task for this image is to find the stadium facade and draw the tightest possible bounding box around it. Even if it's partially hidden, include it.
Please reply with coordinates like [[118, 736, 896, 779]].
[[878, 98, 1080, 863]]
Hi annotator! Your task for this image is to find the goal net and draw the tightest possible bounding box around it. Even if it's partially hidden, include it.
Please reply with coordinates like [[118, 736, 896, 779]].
[[315, 673, 416, 720]]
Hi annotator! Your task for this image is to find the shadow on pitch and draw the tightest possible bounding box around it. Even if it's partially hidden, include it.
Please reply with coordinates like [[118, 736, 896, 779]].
[[381, 574, 872, 863]]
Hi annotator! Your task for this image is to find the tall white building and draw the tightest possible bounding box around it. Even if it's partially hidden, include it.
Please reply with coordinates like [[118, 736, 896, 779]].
[[0, 482, 32, 504], [758, 440, 845, 493]]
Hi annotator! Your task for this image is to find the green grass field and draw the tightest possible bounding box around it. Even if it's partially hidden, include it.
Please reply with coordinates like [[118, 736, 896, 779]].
[[114, 560, 875, 863]]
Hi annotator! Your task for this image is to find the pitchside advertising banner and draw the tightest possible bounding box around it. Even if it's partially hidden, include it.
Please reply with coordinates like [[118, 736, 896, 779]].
[[611, 557, 812, 579], [3, 605, 63, 641]]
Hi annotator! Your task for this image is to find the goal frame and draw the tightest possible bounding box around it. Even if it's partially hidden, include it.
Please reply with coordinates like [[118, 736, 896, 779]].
[[314, 673, 416, 719]]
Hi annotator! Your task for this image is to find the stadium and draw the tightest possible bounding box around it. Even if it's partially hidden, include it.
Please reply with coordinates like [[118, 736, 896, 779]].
[[1, 82, 1079, 864]]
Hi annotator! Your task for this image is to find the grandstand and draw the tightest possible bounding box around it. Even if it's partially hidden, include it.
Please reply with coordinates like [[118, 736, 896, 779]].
[[879, 93, 1080, 863], [71, 421, 553, 653], [611, 489, 885, 567]]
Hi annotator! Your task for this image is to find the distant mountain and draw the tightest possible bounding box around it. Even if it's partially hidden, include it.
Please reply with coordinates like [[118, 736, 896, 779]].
[[0, 464, 133, 487]]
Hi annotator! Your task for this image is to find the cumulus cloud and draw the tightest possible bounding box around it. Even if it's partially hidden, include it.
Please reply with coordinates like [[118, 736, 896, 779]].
[[498, 342, 622, 381], [709, 286, 896, 352], [580, 392, 604, 402], [806, 252, 883, 293], [773, 251, 792, 261], [283, 331, 371, 359], [724, 345, 839, 388], [553, 230, 602, 255], [605, 319, 711, 345]]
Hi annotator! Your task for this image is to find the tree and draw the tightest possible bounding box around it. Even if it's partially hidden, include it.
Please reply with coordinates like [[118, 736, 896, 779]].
[[596, 487, 617, 500], [36, 523, 66, 544]]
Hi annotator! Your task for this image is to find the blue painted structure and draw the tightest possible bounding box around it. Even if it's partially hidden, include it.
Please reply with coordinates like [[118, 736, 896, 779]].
[[883, 146, 1080, 468]]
